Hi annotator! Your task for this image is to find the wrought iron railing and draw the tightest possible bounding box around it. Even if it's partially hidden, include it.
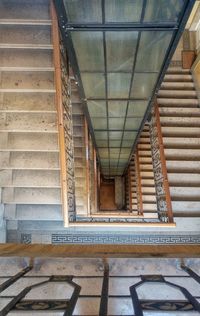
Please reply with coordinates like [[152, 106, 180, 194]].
[[51, 3, 75, 225], [149, 102, 174, 223]]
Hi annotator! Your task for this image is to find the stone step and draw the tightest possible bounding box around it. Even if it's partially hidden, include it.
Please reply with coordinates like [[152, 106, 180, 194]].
[[168, 173, 200, 186], [143, 203, 157, 211], [157, 98, 199, 107], [142, 187, 156, 194], [0, 132, 58, 151], [163, 137, 200, 149], [166, 161, 200, 173], [158, 90, 197, 98], [142, 195, 156, 202], [0, 0, 50, 21], [170, 187, 200, 200], [0, 24, 51, 46], [141, 179, 155, 187], [160, 82, 194, 90], [162, 126, 200, 137], [159, 107, 200, 117], [166, 67, 190, 74], [0, 19, 51, 26], [0, 71, 54, 90], [163, 74, 192, 82], [0, 170, 60, 187], [0, 112, 57, 132], [140, 171, 154, 178], [160, 117, 200, 127], [6, 204, 62, 221], [0, 48, 53, 68], [0, 151, 59, 169], [2, 187, 61, 204], [0, 43, 52, 49], [0, 92, 55, 111], [165, 148, 200, 160], [172, 201, 200, 213], [72, 103, 83, 115]]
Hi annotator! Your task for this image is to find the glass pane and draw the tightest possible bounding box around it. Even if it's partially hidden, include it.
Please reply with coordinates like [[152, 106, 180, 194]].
[[123, 131, 137, 139], [64, 0, 102, 23], [82, 73, 105, 98], [144, 0, 185, 23], [108, 73, 131, 98], [108, 101, 127, 117], [109, 159, 118, 165], [125, 117, 142, 130], [96, 139, 108, 147], [136, 31, 173, 72], [94, 131, 108, 139], [127, 101, 148, 116], [98, 148, 109, 158], [91, 117, 107, 130], [120, 148, 132, 159], [88, 101, 107, 117], [106, 31, 138, 71], [110, 148, 120, 158], [118, 161, 127, 167], [109, 118, 124, 130], [122, 139, 134, 147], [131, 73, 158, 99], [105, 0, 143, 22], [109, 131, 123, 139], [109, 140, 121, 147], [72, 32, 104, 71]]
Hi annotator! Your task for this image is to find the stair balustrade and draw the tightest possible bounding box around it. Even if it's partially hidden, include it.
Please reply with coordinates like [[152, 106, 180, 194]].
[[149, 101, 174, 223]]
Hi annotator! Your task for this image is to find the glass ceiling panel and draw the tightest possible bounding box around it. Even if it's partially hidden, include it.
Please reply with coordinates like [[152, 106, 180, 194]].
[[71, 32, 104, 71], [105, 0, 143, 23], [108, 101, 127, 117], [60, 0, 190, 176], [87, 101, 107, 117], [136, 31, 173, 72], [144, 0, 185, 23], [91, 117, 107, 130], [131, 73, 159, 99], [106, 31, 138, 71], [109, 118, 124, 130], [127, 101, 149, 117], [64, 0, 102, 23], [108, 73, 132, 98], [81, 73, 105, 98]]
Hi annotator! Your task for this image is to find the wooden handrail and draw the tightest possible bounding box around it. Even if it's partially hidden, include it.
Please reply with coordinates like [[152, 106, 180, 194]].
[[84, 117, 90, 215], [128, 167, 133, 211], [93, 148, 98, 212], [135, 146, 143, 215], [154, 102, 173, 223], [50, 2, 69, 226]]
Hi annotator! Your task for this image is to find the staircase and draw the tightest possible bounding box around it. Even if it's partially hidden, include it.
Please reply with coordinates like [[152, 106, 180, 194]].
[[127, 124, 158, 219], [71, 77, 89, 216], [0, 0, 63, 222], [158, 67, 200, 217]]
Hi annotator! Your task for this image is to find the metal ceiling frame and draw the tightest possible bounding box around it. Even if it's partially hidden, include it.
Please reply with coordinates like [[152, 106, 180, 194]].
[[54, 0, 196, 177]]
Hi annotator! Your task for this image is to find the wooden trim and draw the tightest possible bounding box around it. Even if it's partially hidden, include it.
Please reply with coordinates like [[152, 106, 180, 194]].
[[69, 222, 176, 228], [84, 117, 90, 215], [93, 148, 98, 212], [135, 147, 143, 215], [128, 166, 133, 211], [97, 166, 101, 211], [0, 243, 199, 258], [155, 102, 173, 223], [50, 2, 68, 226]]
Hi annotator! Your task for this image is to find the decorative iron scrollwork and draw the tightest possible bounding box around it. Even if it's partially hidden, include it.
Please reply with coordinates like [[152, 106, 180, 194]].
[[60, 38, 76, 222]]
